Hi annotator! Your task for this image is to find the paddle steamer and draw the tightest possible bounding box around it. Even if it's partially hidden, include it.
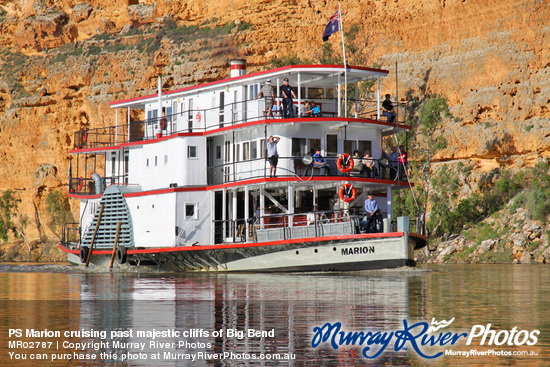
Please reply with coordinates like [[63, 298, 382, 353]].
[[59, 60, 427, 271]]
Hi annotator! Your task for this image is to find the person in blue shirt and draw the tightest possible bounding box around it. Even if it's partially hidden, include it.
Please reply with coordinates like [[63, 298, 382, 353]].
[[361, 193, 380, 232], [312, 148, 331, 176]]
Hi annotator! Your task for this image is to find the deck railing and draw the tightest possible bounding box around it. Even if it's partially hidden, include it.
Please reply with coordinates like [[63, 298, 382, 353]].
[[213, 209, 365, 244], [206, 156, 406, 183], [73, 97, 409, 150], [67, 155, 408, 196]]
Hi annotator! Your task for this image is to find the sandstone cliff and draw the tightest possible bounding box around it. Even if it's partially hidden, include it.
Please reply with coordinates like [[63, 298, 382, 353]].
[[0, 0, 549, 257]]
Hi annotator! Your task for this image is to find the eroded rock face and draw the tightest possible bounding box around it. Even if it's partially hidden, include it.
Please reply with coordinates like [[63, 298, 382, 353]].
[[0, 0, 549, 245]]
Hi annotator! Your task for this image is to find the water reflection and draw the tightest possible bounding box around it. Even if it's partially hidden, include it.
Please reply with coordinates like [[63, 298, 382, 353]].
[[0, 265, 548, 366]]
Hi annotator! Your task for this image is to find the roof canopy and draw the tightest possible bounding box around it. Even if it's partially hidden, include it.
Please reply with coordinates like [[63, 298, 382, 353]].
[[110, 64, 389, 109]]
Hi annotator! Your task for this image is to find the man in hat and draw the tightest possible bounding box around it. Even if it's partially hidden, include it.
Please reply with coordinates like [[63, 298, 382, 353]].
[[255, 80, 275, 118], [281, 77, 296, 118]]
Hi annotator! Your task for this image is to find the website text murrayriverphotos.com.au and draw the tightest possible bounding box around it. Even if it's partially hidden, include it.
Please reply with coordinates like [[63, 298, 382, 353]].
[[311, 318, 540, 360]]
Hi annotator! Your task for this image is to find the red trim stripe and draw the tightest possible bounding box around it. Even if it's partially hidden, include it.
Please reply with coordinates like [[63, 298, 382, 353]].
[[59, 232, 405, 255], [70, 117, 411, 154], [67, 176, 412, 199]]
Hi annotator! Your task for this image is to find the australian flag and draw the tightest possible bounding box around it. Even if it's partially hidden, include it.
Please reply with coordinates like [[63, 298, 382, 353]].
[[322, 11, 340, 42]]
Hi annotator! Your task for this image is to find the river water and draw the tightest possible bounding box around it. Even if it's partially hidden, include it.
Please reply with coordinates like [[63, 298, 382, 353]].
[[0, 263, 548, 366]]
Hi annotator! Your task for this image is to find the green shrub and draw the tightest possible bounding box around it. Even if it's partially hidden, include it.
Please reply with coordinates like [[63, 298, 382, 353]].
[[46, 190, 73, 238], [0, 190, 20, 243], [527, 188, 550, 223]]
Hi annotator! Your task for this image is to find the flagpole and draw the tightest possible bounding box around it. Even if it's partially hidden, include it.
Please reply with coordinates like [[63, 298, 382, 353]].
[[338, 2, 347, 117]]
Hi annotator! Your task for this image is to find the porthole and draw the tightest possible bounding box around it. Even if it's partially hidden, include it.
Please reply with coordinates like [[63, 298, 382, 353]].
[[314, 249, 318, 253], [296, 250, 299, 255], [333, 247, 337, 251]]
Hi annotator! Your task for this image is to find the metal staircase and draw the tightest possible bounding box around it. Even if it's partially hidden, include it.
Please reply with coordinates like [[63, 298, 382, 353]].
[[81, 186, 134, 249]]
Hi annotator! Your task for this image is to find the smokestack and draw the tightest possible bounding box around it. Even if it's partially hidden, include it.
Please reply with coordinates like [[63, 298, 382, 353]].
[[231, 59, 246, 77]]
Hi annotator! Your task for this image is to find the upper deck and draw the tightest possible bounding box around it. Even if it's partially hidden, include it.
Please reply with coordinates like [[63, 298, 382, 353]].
[[72, 63, 409, 152]]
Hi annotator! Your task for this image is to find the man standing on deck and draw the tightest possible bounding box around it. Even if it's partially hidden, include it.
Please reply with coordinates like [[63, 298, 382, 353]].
[[266, 135, 280, 177], [281, 78, 296, 118], [255, 80, 275, 118]]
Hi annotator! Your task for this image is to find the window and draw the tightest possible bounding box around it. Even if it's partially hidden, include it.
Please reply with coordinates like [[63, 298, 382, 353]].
[[185, 203, 197, 219], [292, 138, 307, 156], [111, 154, 116, 177], [326, 88, 335, 100], [154, 156, 158, 166], [309, 138, 321, 155], [344, 140, 357, 155], [249, 84, 259, 100], [188, 146, 197, 158], [326, 135, 338, 157], [243, 142, 250, 161], [224, 141, 231, 162], [124, 152, 129, 184], [358, 140, 372, 157], [236, 144, 241, 162], [216, 145, 221, 160], [147, 110, 158, 126], [251, 141, 257, 159], [165, 106, 173, 124], [260, 138, 266, 158], [164, 154, 168, 165], [146, 158, 149, 168]]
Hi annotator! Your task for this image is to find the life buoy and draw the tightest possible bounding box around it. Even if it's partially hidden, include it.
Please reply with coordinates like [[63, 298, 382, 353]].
[[79, 246, 89, 263], [77, 177, 83, 191], [339, 183, 357, 203], [337, 153, 354, 173], [116, 246, 127, 264], [82, 129, 88, 143], [160, 118, 167, 130], [195, 113, 201, 123]]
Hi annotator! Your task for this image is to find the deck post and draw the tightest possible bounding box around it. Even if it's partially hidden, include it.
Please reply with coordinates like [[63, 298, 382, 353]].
[[377, 76, 381, 120], [355, 81, 358, 118], [222, 189, 227, 239], [297, 73, 301, 116], [157, 74, 162, 137], [337, 73, 341, 117], [386, 188, 393, 229], [244, 186, 250, 242], [232, 188, 238, 241], [288, 182, 294, 228], [115, 108, 118, 144], [127, 107, 130, 142], [260, 188, 265, 229]]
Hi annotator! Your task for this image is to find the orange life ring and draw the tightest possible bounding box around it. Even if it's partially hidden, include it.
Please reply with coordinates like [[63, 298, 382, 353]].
[[195, 113, 201, 122], [160, 118, 167, 130], [77, 177, 83, 191], [337, 153, 354, 173], [339, 183, 357, 203]]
